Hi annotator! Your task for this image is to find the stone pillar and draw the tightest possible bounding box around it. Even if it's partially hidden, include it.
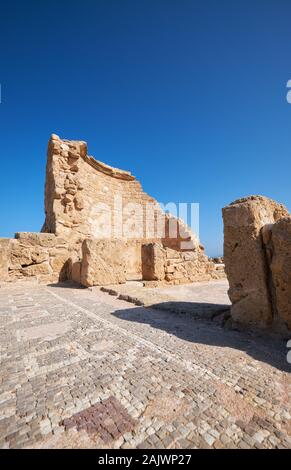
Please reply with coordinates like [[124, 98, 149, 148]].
[[270, 216, 291, 330], [222, 195, 289, 328]]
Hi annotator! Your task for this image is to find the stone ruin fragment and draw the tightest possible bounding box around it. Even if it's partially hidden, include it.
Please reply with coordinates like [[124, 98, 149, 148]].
[[223, 195, 291, 333], [0, 134, 221, 287]]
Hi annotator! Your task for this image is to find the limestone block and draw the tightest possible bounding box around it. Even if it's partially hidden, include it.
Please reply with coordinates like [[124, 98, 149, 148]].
[[142, 243, 165, 281], [165, 248, 180, 259], [223, 195, 289, 328], [81, 239, 127, 287], [15, 232, 57, 247], [21, 262, 52, 277], [10, 242, 32, 268], [30, 248, 49, 264], [0, 239, 11, 281], [71, 261, 82, 284], [270, 216, 291, 330]]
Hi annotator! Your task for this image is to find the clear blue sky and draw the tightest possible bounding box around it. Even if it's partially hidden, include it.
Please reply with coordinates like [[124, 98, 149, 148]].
[[1, 0, 291, 256]]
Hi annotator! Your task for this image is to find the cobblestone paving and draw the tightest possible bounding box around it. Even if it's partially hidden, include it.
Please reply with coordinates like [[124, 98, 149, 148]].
[[0, 281, 290, 449]]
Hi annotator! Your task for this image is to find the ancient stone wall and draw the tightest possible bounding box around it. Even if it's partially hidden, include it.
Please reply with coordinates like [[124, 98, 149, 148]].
[[0, 134, 219, 287], [41, 134, 218, 284], [43, 135, 150, 242], [80, 239, 127, 287], [223, 195, 291, 332], [0, 233, 70, 284], [142, 243, 220, 285]]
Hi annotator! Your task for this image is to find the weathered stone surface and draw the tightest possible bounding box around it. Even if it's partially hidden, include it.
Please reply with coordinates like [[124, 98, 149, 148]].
[[81, 239, 127, 287], [270, 216, 291, 330], [0, 239, 11, 281], [41, 134, 218, 283], [1, 232, 70, 283], [164, 248, 220, 284], [15, 232, 57, 247], [142, 243, 166, 281], [20, 261, 53, 277], [141, 243, 221, 285], [223, 195, 289, 328], [10, 241, 49, 269], [49, 250, 70, 282], [71, 260, 82, 284]]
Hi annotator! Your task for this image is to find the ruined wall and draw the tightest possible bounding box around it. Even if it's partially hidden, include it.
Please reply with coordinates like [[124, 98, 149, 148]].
[[43, 135, 150, 242], [0, 134, 219, 286], [42, 134, 217, 283], [142, 243, 220, 285], [0, 233, 70, 284], [223, 195, 291, 332]]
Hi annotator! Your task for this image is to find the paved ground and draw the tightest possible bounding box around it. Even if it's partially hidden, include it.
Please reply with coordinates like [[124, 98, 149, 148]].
[[100, 279, 230, 318], [0, 280, 290, 449], [149, 279, 230, 304]]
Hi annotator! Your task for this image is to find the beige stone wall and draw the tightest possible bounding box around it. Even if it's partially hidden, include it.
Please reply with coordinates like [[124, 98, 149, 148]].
[[42, 135, 203, 251], [41, 134, 217, 283], [223, 195, 291, 332], [0, 239, 11, 282], [0, 134, 219, 287], [81, 239, 127, 287], [142, 242, 221, 285], [43, 135, 160, 244], [0, 233, 70, 284]]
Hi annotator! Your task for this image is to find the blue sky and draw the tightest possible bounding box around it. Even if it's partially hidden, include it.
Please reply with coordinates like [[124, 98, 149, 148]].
[[1, 0, 291, 256]]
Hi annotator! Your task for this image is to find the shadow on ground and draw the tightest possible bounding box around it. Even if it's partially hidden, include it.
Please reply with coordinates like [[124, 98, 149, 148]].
[[48, 281, 86, 289], [111, 301, 291, 372]]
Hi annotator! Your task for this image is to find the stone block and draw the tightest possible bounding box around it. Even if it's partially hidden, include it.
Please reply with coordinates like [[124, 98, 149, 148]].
[[15, 232, 57, 247], [223, 195, 289, 328], [270, 216, 291, 330], [81, 239, 127, 287], [71, 261, 82, 284], [142, 243, 165, 281]]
